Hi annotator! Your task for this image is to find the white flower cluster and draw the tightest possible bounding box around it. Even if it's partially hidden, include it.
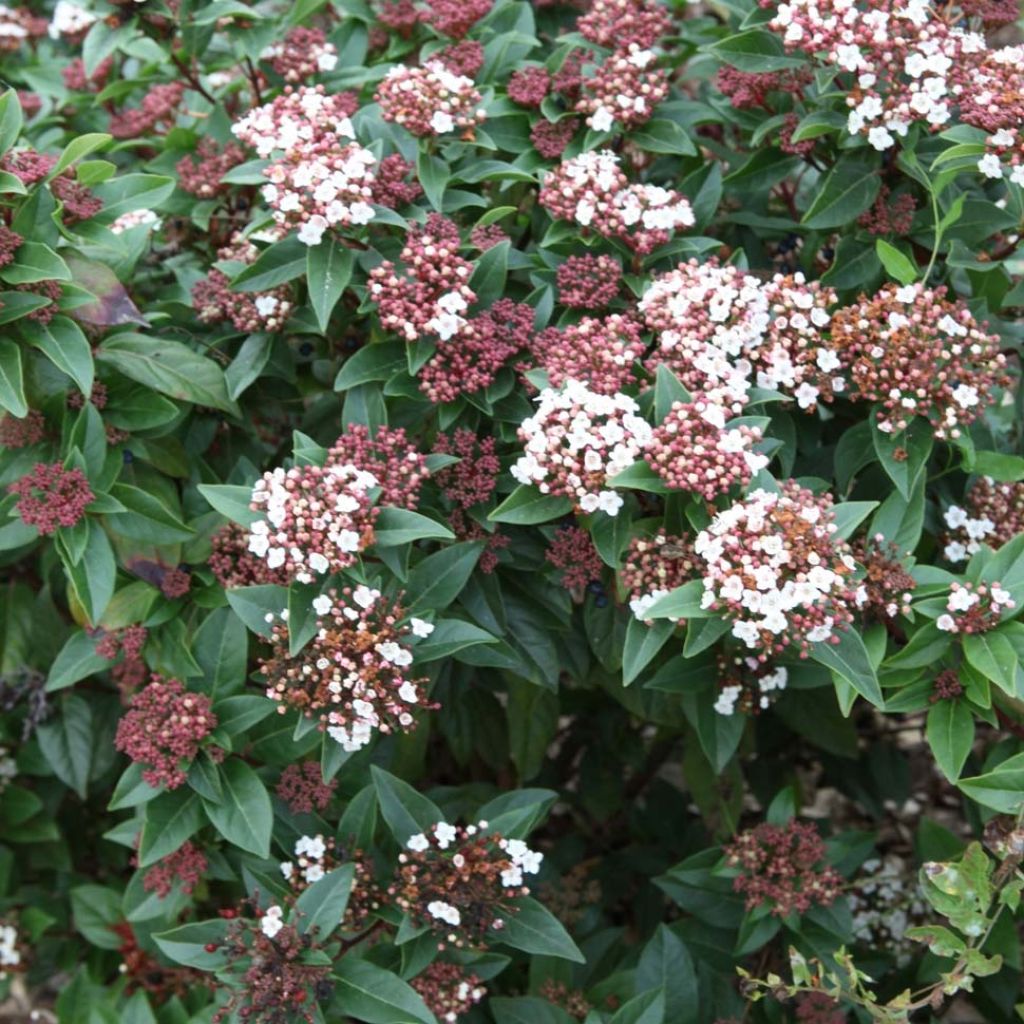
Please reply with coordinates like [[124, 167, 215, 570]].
[[497, 837, 543, 888], [511, 380, 653, 517], [48, 0, 95, 38], [942, 503, 996, 563], [280, 834, 328, 886], [261, 36, 339, 77], [427, 900, 462, 926], [407, 820, 463, 852], [713, 664, 788, 716], [0, 922, 19, 977], [232, 88, 355, 157], [969, 47, 1024, 188], [247, 462, 378, 582], [260, 904, 285, 939], [109, 209, 161, 235], [936, 583, 1014, 633], [696, 487, 855, 651], [376, 61, 487, 137]]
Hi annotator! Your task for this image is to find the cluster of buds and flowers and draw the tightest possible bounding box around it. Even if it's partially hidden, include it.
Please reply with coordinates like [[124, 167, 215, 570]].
[[529, 314, 644, 394], [419, 299, 534, 404], [48, 0, 94, 39], [8, 461, 94, 536], [232, 86, 375, 246], [575, 45, 668, 133], [209, 522, 292, 590], [113, 676, 219, 790], [858, 185, 917, 236], [967, 47, 1024, 188], [851, 536, 916, 621], [142, 841, 208, 899], [828, 283, 1008, 439], [328, 425, 428, 510], [849, 856, 928, 965], [713, 653, 789, 716], [545, 526, 605, 595], [434, 430, 501, 510], [372, 153, 423, 209], [375, 61, 486, 138], [109, 208, 161, 235], [393, 821, 542, 948], [176, 139, 246, 199], [193, 234, 294, 333], [943, 479, 1024, 563], [0, 409, 44, 448], [930, 667, 964, 703], [620, 530, 698, 622], [577, 0, 672, 49], [511, 380, 654, 517], [411, 961, 486, 1023], [556, 254, 621, 309], [695, 483, 858, 657], [539, 150, 694, 255], [646, 399, 768, 500], [262, 26, 339, 81], [368, 214, 476, 342], [935, 581, 1014, 634], [211, 901, 332, 1024], [276, 761, 338, 815], [280, 834, 333, 889], [259, 587, 434, 752], [246, 461, 378, 582], [0, 920, 21, 979], [716, 66, 811, 110], [279, 834, 379, 930], [424, 0, 492, 37], [508, 66, 550, 107], [723, 819, 842, 918], [93, 624, 148, 693], [108, 83, 185, 139]]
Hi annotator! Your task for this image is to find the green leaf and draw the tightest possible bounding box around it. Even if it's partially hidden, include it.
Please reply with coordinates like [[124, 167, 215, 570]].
[[335, 341, 408, 391], [831, 501, 879, 541], [226, 585, 289, 637], [202, 759, 273, 858], [412, 619, 497, 662], [374, 507, 455, 547], [636, 925, 698, 1024], [0, 339, 27, 416], [810, 628, 883, 708], [491, 998, 575, 1024], [871, 418, 933, 501], [153, 919, 230, 970], [0, 89, 23, 157], [106, 484, 194, 544], [35, 694, 98, 799], [0, 291, 52, 325], [609, 991, 665, 1024], [926, 699, 974, 783], [197, 483, 258, 527], [643, 580, 710, 621], [231, 235, 307, 292], [64, 520, 116, 624], [631, 118, 696, 156], [47, 629, 110, 692], [417, 152, 448, 212], [92, 173, 175, 221], [406, 541, 484, 613], [959, 753, 1024, 814], [20, 316, 93, 397], [71, 885, 123, 950], [710, 30, 807, 72], [489, 486, 574, 525], [371, 765, 442, 845], [307, 239, 354, 334], [469, 240, 510, 307], [801, 156, 881, 230], [52, 133, 112, 177], [0, 241, 71, 285], [875, 239, 918, 285], [192, 607, 248, 699], [333, 957, 438, 1024], [970, 451, 1024, 482], [963, 630, 1019, 695], [138, 789, 204, 866], [97, 334, 238, 414], [294, 863, 355, 938], [623, 617, 675, 685], [496, 896, 585, 962]]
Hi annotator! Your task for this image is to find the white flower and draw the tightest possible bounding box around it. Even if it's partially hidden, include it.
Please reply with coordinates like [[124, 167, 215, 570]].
[[936, 614, 957, 633], [260, 906, 285, 938], [297, 215, 328, 245], [312, 594, 333, 616], [407, 833, 430, 852], [431, 110, 455, 134], [434, 822, 457, 848], [410, 617, 435, 637], [398, 681, 419, 703], [308, 552, 330, 574], [944, 505, 968, 529], [427, 900, 461, 925], [977, 153, 1004, 179], [590, 106, 615, 132]]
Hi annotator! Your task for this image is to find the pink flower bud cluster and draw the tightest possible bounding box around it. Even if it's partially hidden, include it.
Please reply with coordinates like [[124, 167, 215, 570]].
[[556, 254, 622, 309], [113, 676, 219, 790], [275, 761, 337, 815], [577, 0, 673, 50], [419, 299, 533, 403], [50, 175, 103, 223], [434, 430, 501, 510], [0, 409, 44, 448], [943, 479, 1024, 563], [621, 530, 698, 622], [715, 66, 811, 110], [246, 461, 378, 582], [423, 0, 492, 38], [0, 224, 22, 269], [259, 587, 434, 752], [530, 118, 579, 159], [695, 482, 857, 657], [142, 841, 208, 898], [375, 61, 486, 138], [539, 149, 694, 255], [724, 819, 842, 918], [372, 153, 423, 209], [232, 86, 376, 246], [961, 46, 1024, 188], [436, 39, 486, 77], [109, 83, 185, 139], [507, 66, 550, 107], [529, 313, 645, 394], [828, 283, 1008, 439], [511, 379, 653, 517], [646, 399, 769, 500], [62, 55, 113, 91], [328, 424, 428, 510], [176, 139, 246, 199], [411, 962, 486, 1024], [545, 526, 604, 593], [209, 522, 292, 589], [368, 214, 476, 342], [193, 235, 293, 333], [936, 581, 1014, 634], [262, 26, 339, 82], [8, 461, 93, 535], [469, 222, 507, 251], [575, 45, 668, 133], [857, 186, 917, 236]]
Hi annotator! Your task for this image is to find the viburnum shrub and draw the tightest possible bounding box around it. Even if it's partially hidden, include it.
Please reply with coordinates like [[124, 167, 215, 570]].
[[2, 0, 1024, 1022]]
